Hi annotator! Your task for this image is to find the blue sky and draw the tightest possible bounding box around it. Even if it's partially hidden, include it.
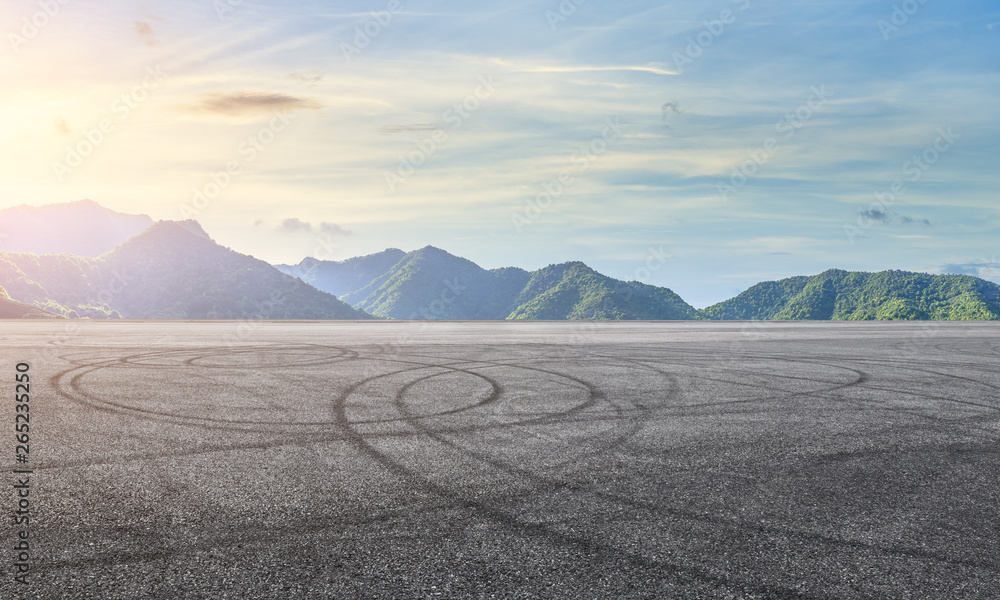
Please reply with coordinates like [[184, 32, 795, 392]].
[[1, 0, 997, 306]]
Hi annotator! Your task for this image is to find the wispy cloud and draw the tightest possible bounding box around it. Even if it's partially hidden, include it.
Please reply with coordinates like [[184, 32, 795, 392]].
[[661, 101, 682, 127], [491, 59, 677, 76], [135, 21, 155, 47], [277, 218, 312, 234], [941, 261, 1000, 278], [858, 208, 931, 227], [858, 207, 891, 224], [182, 92, 323, 117], [378, 123, 444, 135], [289, 72, 324, 85], [661, 101, 682, 116], [319, 223, 352, 237], [276, 218, 353, 237], [730, 237, 813, 253]]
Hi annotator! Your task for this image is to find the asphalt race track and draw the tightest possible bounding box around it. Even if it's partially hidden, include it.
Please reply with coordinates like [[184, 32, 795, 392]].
[[1, 321, 998, 599]]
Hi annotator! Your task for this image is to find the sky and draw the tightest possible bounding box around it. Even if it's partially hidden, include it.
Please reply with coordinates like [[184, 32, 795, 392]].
[[1, 0, 997, 307]]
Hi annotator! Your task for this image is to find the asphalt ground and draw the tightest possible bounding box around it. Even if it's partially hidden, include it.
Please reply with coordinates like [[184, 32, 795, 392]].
[[1, 320, 998, 599]]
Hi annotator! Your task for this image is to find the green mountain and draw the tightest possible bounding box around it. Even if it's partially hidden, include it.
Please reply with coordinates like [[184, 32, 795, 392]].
[[0, 250, 120, 318], [0, 221, 372, 320], [275, 249, 407, 299], [286, 247, 699, 320], [509, 262, 700, 320], [345, 246, 531, 319], [0, 286, 62, 319], [13, 201, 1000, 322], [701, 269, 1000, 321]]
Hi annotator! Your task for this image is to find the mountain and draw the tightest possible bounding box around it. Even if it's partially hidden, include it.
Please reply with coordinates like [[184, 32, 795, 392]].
[[285, 246, 699, 320], [13, 198, 996, 322], [0, 199, 153, 256], [0, 221, 372, 320], [0, 250, 118, 318], [509, 262, 700, 320], [344, 246, 531, 319], [275, 248, 407, 299], [172, 219, 213, 240], [701, 269, 1000, 321], [0, 286, 62, 319]]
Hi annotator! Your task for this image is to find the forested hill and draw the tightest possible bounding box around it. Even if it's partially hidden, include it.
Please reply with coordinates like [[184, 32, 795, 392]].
[[701, 269, 1000, 321], [5, 201, 1000, 322], [341, 246, 531, 320], [509, 262, 700, 320], [280, 247, 700, 320], [0, 286, 62, 319], [276, 249, 408, 300]]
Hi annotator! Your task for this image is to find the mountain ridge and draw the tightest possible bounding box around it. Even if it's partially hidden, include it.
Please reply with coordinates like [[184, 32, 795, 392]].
[[276, 248, 407, 301], [281, 247, 701, 320], [281, 249, 1000, 321], [702, 269, 1000, 321], [509, 262, 700, 320], [1, 220, 372, 320], [0, 285, 63, 319], [347, 246, 532, 319], [4, 201, 1000, 321]]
